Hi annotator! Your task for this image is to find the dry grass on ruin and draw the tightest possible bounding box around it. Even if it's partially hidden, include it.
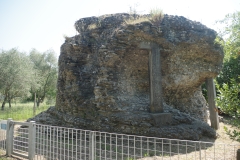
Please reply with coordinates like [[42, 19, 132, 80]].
[[124, 9, 164, 26]]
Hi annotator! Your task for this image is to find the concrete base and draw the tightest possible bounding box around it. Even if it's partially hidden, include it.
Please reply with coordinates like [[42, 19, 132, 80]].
[[151, 113, 172, 127]]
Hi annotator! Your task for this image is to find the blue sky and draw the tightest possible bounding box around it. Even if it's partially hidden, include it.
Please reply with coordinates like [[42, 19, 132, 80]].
[[0, 0, 239, 58]]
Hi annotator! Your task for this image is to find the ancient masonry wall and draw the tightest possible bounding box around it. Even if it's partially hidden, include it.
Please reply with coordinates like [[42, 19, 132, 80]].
[[30, 13, 224, 140], [56, 13, 223, 121]]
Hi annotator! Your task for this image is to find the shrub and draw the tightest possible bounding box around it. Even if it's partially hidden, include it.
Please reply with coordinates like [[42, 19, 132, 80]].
[[216, 78, 240, 117]]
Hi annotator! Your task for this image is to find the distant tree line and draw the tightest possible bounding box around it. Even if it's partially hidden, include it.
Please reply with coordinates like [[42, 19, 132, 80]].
[[0, 48, 58, 110]]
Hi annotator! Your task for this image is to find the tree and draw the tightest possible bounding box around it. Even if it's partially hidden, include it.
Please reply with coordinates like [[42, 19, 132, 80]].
[[219, 12, 240, 56], [217, 55, 240, 87], [216, 11, 240, 116], [0, 48, 37, 110], [29, 49, 58, 107], [216, 11, 240, 87]]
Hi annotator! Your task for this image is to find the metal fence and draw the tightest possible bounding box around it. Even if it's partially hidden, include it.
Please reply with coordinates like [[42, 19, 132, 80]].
[[1, 119, 240, 160], [0, 119, 7, 155]]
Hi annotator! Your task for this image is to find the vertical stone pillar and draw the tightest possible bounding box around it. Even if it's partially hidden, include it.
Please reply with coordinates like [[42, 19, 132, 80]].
[[139, 42, 163, 113], [206, 78, 219, 130], [149, 44, 163, 113]]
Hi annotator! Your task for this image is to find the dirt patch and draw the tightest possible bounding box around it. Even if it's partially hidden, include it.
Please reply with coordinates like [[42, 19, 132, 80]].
[[201, 115, 240, 144]]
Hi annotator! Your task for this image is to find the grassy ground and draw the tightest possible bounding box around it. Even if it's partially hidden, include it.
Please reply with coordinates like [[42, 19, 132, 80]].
[[0, 102, 50, 121]]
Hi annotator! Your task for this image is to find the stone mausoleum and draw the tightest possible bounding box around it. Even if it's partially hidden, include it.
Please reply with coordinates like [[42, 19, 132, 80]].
[[30, 13, 224, 140]]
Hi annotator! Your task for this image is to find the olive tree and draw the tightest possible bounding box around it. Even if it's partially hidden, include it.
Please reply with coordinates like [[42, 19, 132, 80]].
[[29, 49, 58, 106], [0, 48, 37, 110]]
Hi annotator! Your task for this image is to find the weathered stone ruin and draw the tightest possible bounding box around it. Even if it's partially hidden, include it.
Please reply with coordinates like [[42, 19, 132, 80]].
[[30, 13, 224, 140]]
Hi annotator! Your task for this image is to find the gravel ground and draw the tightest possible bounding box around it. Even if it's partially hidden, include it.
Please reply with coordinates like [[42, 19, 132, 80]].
[[139, 115, 240, 160]]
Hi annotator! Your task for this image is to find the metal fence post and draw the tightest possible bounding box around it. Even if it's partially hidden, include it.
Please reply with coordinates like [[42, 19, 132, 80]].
[[28, 121, 36, 160], [6, 118, 13, 157], [89, 131, 95, 160]]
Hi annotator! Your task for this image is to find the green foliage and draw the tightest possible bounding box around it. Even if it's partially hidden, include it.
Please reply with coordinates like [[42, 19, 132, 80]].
[[0, 48, 37, 109], [217, 55, 240, 87], [29, 49, 58, 106], [144, 153, 149, 157], [217, 12, 240, 64], [217, 12, 240, 57], [223, 126, 240, 142], [0, 48, 57, 110], [227, 117, 240, 128], [216, 79, 240, 117], [215, 11, 240, 117], [216, 11, 240, 87]]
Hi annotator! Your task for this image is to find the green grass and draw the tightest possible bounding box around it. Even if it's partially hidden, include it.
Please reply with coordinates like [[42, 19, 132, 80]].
[[0, 102, 50, 121]]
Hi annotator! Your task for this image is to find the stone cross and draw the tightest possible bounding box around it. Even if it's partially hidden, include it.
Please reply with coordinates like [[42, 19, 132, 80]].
[[139, 42, 163, 113]]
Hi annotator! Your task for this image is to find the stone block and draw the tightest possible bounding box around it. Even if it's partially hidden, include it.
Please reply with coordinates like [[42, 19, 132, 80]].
[[151, 113, 172, 127]]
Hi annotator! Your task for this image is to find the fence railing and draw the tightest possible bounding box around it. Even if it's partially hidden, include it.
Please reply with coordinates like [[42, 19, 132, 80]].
[[1, 118, 240, 160], [0, 119, 7, 156], [6, 120, 35, 159]]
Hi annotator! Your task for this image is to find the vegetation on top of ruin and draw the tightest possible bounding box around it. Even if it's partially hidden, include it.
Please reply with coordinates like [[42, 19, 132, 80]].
[[149, 8, 164, 25], [124, 8, 164, 26], [84, 8, 164, 31], [124, 16, 150, 25], [87, 23, 98, 30]]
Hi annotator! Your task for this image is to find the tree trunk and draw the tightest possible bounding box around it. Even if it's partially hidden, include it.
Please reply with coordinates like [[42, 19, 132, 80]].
[[7, 93, 12, 108], [36, 95, 44, 107], [8, 99, 11, 108], [36, 92, 40, 107], [1, 96, 7, 110], [1, 101, 5, 110], [33, 92, 36, 116], [37, 100, 40, 107]]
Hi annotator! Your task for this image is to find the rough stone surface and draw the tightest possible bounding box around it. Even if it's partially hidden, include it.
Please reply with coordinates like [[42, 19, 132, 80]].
[[29, 105, 216, 140], [30, 13, 224, 140]]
